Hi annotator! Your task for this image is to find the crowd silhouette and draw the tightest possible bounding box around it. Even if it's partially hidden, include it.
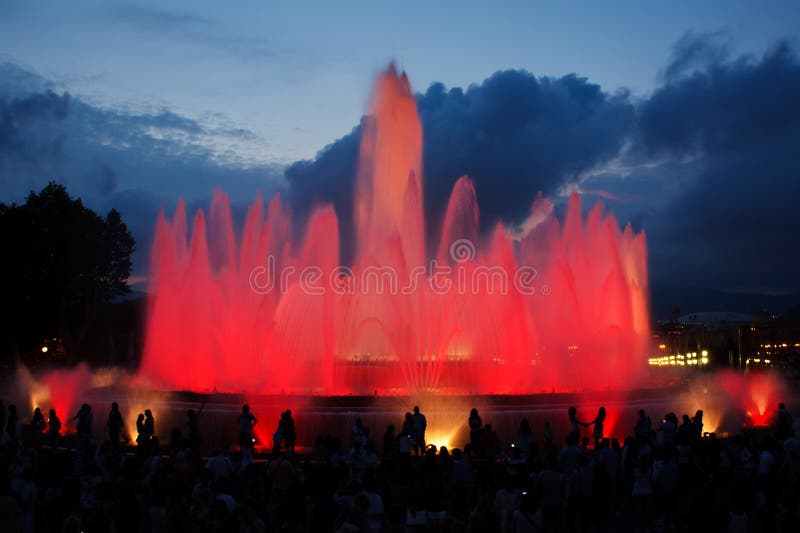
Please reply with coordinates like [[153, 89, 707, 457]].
[[0, 398, 796, 532]]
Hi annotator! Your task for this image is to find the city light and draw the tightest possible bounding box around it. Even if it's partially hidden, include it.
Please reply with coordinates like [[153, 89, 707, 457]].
[[648, 350, 710, 367]]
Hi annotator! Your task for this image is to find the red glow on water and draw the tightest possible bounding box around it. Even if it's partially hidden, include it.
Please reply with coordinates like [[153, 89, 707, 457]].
[[32, 363, 92, 433], [719, 371, 785, 427], [139, 65, 650, 395]]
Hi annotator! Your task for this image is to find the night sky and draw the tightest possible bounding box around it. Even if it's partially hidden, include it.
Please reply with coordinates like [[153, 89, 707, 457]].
[[1, 1, 799, 317]]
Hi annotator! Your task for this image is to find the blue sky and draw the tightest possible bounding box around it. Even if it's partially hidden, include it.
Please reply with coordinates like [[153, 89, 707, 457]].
[[2, 0, 797, 163], [1, 1, 800, 315]]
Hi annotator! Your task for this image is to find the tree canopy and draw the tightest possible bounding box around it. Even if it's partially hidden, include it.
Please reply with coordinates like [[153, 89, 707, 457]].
[[0, 182, 135, 364]]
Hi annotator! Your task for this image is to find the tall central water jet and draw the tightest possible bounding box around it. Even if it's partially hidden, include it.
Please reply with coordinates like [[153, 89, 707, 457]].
[[139, 65, 650, 395]]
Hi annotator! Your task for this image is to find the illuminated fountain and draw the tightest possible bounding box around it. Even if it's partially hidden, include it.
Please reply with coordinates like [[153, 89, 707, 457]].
[[138, 65, 650, 396]]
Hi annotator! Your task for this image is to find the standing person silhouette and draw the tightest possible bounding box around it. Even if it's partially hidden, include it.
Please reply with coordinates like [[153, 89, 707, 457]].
[[143, 409, 155, 441], [412, 406, 427, 455], [586, 407, 607, 448], [6, 404, 19, 443], [775, 402, 794, 440], [107, 402, 124, 449], [135, 413, 145, 446], [47, 408, 61, 445], [283, 410, 296, 454], [468, 408, 483, 447], [567, 406, 583, 443], [72, 404, 92, 443], [238, 404, 258, 453], [31, 408, 46, 433], [186, 399, 206, 450], [31, 408, 45, 447]]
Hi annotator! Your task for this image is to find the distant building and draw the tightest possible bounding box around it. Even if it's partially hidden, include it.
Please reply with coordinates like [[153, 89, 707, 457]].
[[649, 307, 800, 378]]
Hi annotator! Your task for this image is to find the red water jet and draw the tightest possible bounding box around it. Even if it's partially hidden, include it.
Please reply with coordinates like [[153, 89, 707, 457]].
[[139, 65, 650, 395]]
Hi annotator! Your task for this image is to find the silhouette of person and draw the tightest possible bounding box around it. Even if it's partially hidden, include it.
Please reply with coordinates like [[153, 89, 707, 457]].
[[412, 405, 426, 455], [517, 418, 533, 454], [31, 408, 45, 433], [47, 408, 61, 444], [187, 399, 206, 450], [143, 409, 155, 441], [352, 417, 367, 447], [775, 402, 794, 440], [5, 404, 19, 444], [543, 420, 553, 448], [587, 406, 607, 447], [635, 409, 652, 443], [73, 404, 93, 441], [469, 408, 483, 447], [283, 410, 296, 454], [691, 410, 704, 440], [238, 404, 257, 452], [29, 407, 45, 447], [567, 406, 582, 442], [135, 413, 146, 446], [107, 402, 124, 447]]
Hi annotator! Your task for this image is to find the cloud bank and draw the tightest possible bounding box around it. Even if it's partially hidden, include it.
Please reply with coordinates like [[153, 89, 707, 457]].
[[0, 62, 284, 274]]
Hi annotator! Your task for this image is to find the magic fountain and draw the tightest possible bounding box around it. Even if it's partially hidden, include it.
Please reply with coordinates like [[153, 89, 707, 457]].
[[139, 66, 650, 396], [14, 67, 791, 450]]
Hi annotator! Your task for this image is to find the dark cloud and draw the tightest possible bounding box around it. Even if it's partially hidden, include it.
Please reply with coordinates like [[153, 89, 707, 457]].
[[663, 30, 731, 81], [637, 39, 800, 296], [287, 69, 634, 256], [0, 90, 70, 151], [0, 62, 284, 273], [419, 71, 633, 231]]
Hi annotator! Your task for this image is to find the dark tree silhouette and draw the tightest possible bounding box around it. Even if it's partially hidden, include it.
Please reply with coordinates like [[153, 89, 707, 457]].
[[0, 182, 135, 365]]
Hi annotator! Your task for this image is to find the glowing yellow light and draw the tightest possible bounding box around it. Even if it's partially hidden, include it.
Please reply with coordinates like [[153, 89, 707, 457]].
[[753, 358, 761, 363], [41, 346, 48, 353], [658, 344, 666, 350], [701, 350, 708, 357], [700, 357, 708, 364]]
